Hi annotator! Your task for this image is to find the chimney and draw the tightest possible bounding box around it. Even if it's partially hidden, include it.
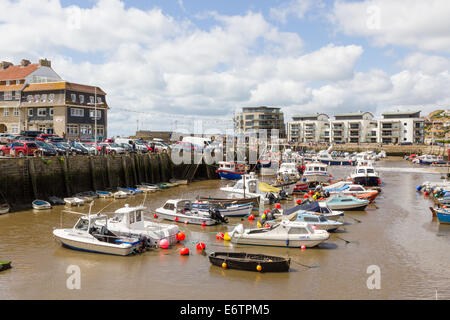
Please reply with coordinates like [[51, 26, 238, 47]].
[[0, 61, 13, 70], [21, 59, 31, 67], [39, 58, 51, 68]]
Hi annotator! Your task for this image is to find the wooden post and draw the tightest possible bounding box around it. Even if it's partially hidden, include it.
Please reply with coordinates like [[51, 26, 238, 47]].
[[121, 155, 130, 187], [89, 156, 96, 191], [105, 155, 112, 188], [130, 154, 138, 186]]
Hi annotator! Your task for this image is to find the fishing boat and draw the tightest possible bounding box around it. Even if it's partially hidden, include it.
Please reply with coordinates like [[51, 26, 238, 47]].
[[356, 191, 379, 203], [302, 161, 330, 184], [292, 211, 343, 232], [48, 196, 65, 206], [229, 220, 329, 248], [417, 154, 447, 165], [196, 196, 260, 209], [220, 172, 280, 205], [155, 199, 228, 225], [64, 197, 85, 206], [53, 213, 143, 256], [113, 191, 128, 199], [216, 161, 246, 180], [208, 252, 290, 272], [96, 190, 113, 198], [258, 149, 281, 176], [435, 208, 450, 224], [96, 204, 180, 247], [32, 200, 52, 210], [191, 201, 253, 217], [324, 181, 379, 199], [0, 203, 10, 215], [350, 163, 381, 187], [277, 162, 300, 182], [326, 195, 370, 211], [304, 146, 354, 165], [0, 260, 11, 272]]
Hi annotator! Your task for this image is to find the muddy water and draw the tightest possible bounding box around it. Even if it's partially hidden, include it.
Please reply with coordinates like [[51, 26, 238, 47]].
[[1, 159, 450, 300]]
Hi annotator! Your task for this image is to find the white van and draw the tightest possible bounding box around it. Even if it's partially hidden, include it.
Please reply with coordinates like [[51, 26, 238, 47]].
[[182, 136, 211, 148]]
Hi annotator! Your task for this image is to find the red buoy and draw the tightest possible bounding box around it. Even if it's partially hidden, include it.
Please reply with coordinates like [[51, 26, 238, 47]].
[[296, 199, 302, 204], [174, 217, 179, 222], [153, 213, 158, 219], [196, 242, 206, 250], [180, 247, 189, 255], [248, 214, 255, 221], [304, 194, 309, 199], [201, 222, 207, 227], [176, 232, 186, 242], [275, 203, 281, 209], [301, 245, 306, 250]]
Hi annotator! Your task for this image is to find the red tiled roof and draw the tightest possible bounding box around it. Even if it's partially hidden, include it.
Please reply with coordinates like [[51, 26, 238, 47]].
[[66, 82, 106, 95], [22, 81, 106, 95], [0, 64, 39, 81]]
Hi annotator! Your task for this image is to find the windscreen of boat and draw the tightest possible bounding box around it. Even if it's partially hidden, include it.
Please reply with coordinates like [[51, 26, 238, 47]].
[[367, 169, 375, 173], [75, 218, 89, 231], [319, 216, 328, 222], [288, 227, 308, 235]]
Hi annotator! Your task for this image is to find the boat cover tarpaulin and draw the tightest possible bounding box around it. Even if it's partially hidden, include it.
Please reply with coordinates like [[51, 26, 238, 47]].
[[283, 201, 320, 215], [259, 182, 280, 193]]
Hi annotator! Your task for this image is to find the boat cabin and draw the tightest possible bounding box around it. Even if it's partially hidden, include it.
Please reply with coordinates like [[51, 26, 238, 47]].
[[161, 199, 194, 213], [304, 161, 328, 173], [111, 205, 146, 228], [218, 161, 246, 173]]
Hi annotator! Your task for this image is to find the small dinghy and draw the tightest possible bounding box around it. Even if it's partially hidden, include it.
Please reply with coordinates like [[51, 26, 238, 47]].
[[208, 252, 290, 272], [192, 202, 253, 217], [32, 200, 52, 210], [326, 195, 370, 211], [436, 208, 450, 224], [64, 197, 85, 206], [0, 260, 12, 272], [0, 203, 10, 215], [169, 178, 188, 185], [114, 191, 128, 199], [75, 192, 97, 202], [196, 196, 260, 208], [140, 183, 161, 191], [48, 196, 65, 206], [96, 190, 113, 198], [135, 185, 158, 193]]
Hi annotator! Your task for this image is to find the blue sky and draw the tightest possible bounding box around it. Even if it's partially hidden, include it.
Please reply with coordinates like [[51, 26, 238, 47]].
[[1, 0, 449, 136]]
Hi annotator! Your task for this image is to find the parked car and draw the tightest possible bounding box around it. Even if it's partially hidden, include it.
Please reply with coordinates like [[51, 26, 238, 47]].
[[47, 136, 66, 143], [0, 141, 39, 157], [98, 143, 125, 155], [35, 141, 58, 156], [20, 131, 41, 138], [49, 142, 68, 155], [37, 133, 58, 142], [117, 143, 137, 154], [171, 141, 203, 153], [69, 142, 89, 155], [78, 142, 97, 154], [152, 141, 169, 153]]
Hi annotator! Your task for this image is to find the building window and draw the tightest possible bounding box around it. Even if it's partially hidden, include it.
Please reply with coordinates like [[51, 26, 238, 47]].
[[16, 80, 20, 85], [15, 91, 20, 100], [89, 96, 94, 104], [28, 109, 33, 117], [13, 108, 19, 116], [27, 95, 33, 103], [80, 125, 92, 135], [97, 126, 104, 136], [10, 125, 18, 134], [89, 109, 101, 119], [70, 108, 84, 117], [41, 94, 47, 102], [38, 108, 46, 117], [79, 95, 84, 104], [6, 80, 10, 86], [97, 96, 102, 104], [49, 108, 54, 116], [49, 93, 55, 102], [34, 94, 40, 102], [71, 93, 76, 102], [3, 109, 9, 116], [67, 125, 79, 136], [4, 92, 12, 100], [38, 125, 46, 132]]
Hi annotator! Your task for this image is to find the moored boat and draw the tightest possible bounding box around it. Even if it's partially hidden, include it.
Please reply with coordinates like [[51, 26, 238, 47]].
[[113, 191, 128, 199], [436, 208, 450, 224], [0, 260, 11, 272], [48, 196, 65, 206], [216, 161, 246, 180], [96, 190, 113, 198], [208, 252, 290, 272], [64, 197, 85, 206], [326, 195, 369, 211], [196, 196, 260, 209], [32, 200, 52, 210], [228, 220, 329, 248], [0, 203, 10, 215], [192, 201, 253, 217], [302, 161, 330, 184]]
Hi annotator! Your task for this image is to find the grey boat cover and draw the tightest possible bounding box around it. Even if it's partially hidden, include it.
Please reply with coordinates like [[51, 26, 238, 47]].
[[283, 200, 320, 215]]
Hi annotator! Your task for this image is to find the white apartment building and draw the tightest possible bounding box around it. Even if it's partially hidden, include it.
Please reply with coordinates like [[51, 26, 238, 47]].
[[287, 110, 424, 144]]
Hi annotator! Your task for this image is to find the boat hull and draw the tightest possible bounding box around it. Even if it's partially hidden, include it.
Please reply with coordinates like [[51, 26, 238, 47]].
[[195, 204, 253, 217], [231, 235, 327, 248], [155, 210, 218, 225], [327, 202, 368, 211], [217, 170, 244, 180], [352, 176, 380, 187], [437, 211, 450, 224]]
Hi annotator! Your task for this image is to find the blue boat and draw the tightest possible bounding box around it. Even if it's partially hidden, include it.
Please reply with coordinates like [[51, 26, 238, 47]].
[[326, 195, 370, 211], [293, 210, 343, 232], [216, 161, 246, 180], [436, 208, 450, 224]]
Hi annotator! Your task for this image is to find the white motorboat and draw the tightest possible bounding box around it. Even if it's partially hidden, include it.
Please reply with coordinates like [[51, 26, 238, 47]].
[[325, 195, 370, 211], [0, 203, 10, 215], [32, 200, 52, 210], [277, 162, 300, 182], [220, 172, 280, 205], [324, 182, 377, 197], [350, 163, 381, 187], [113, 191, 128, 199], [64, 197, 85, 206], [96, 190, 113, 198], [229, 220, 329, 248], [53, 213, 142, 256], [277, 200, 344, 220], [302, 161, 330, 184], [169, 179, 188, 185], [96, 204, 180, 247], [136, 185, 158, 193], [155, 199, 228, 225]]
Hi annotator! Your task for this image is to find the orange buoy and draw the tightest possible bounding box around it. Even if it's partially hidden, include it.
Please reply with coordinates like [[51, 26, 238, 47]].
[[184, 220, 189, 224], [296, 199, 302, 204], [303, 194, 309, 199], [216, 232, 224, 240], [301, 245, 306, 250], [222, 262, 227, 269], [256, 265, 262, 272], [180, 247, 189, 255], [176, 232, 186, 242]]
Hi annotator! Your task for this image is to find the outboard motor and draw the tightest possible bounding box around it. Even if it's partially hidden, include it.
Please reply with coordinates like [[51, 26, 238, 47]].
[[267, 192, 277, 204], [279, 189, 288, 200], [209, 207, 229, 224]]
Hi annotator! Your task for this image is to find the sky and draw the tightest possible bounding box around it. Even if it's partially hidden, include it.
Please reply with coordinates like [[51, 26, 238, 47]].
[[1, 0, 450, 137]]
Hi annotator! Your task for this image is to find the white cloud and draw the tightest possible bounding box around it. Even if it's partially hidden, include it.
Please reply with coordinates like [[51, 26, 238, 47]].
[[270, 0, 323, 24], [331, 0, 450, 52]]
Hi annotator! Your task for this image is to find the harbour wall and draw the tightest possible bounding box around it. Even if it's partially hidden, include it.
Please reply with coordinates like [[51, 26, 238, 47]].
[[0, 153, 218, 211]]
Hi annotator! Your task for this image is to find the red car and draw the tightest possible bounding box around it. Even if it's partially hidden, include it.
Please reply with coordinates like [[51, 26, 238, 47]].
[[36, 133, 57, 142], [0, 141, 39, 157]]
